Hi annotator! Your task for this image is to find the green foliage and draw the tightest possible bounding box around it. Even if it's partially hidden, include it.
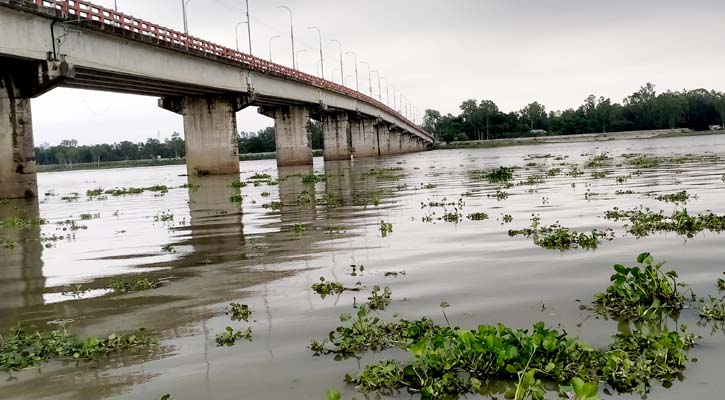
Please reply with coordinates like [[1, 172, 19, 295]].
[[311, 277, 347, 298], [109, 277, 161, 294], [293, 223, 306, 235], [0, 325, 153, 371], [656, 191, 690, 203], [367, 286, 392, 311], [363, 167, 405, 181], [467, 212, 489, 221], [230, 179, 248, 188], [508, 217, 613, 251], [86, 188, 104, 197], [1, 238, 17, 249], [0, 217, 47, 229], [379, 220, 393, 237], [104, 187, 145, 196], [249, 173, 272, 180], [604, 207, 725, 237], [262, 201, 282, 210], [326, 389, 341, 400], [699, 296, 725, 321], [474, 166, 515, 184], [227, 303, 252, 322], [215, 326, 252, 346], [593, 253, 683, 320], [154, 210, 174, 222]]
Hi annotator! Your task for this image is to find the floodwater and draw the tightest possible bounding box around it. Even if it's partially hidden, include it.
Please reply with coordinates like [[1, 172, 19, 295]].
[[1, 135, 725, 400]]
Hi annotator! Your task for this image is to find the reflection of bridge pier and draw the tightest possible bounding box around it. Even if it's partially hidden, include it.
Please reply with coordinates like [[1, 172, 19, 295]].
[[323, 160, 354, 206], [181, 175, 245, 263], [277, 165, 317, 226], [0, 199, 45, 317]]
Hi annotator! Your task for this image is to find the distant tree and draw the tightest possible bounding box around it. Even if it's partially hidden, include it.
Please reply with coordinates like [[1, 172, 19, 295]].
[[655, 91, 686, 129], [478, 100, 499, 140], [520, 102, 546, 131], [423, 109, 442, 139]]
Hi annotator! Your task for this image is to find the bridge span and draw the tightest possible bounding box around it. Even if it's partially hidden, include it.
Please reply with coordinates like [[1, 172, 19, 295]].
[[0, 0, 434, 199]]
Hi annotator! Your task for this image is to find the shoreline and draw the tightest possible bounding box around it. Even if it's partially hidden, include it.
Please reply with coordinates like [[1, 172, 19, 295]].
[[434, 128, 724, 150]]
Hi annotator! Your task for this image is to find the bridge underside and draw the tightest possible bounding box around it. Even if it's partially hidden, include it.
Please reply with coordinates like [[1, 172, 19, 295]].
[[0, 2, 432, 199]]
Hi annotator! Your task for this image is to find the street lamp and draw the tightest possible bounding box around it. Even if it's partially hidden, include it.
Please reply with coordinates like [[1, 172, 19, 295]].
[[268, 35, 280, 62], [235, 21, 247, 52], [306, 26, 324, 79], [380, 77, 389, 105], [330, 39, 343, 85], [345, 51, 359, 92], [181, 0, 192, 36], [360, 61, 372, 97], [371, 70, 382, 102], [244, 0, 252, 54], [296, 49, 306, 72], [277, 6, 295, 69]]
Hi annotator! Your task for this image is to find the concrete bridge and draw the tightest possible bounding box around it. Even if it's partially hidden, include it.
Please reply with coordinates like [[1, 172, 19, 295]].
[[0, 0, 434, 199]]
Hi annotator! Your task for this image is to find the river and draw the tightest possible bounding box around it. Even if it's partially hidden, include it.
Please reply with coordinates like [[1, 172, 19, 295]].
[[1, 134, 725, 399]]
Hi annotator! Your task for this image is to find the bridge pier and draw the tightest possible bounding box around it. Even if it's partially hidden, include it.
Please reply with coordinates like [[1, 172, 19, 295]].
[[376, 122, 393, 155], [1, 59, 70, 199], [322, 112, 351, 161], [350, 117, 379, 158], [259, 106, 313, 166], [160, 95, 243, 176]]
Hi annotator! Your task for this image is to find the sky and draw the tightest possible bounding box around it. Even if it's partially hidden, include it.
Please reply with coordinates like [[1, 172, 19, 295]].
[[29, 0, 725, 146]]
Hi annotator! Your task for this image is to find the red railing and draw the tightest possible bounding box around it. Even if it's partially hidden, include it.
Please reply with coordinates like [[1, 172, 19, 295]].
[[30, 0, 432, 140]]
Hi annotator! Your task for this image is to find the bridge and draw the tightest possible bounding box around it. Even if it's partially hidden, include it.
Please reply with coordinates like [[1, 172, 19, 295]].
[[0, 0, 434, 199]]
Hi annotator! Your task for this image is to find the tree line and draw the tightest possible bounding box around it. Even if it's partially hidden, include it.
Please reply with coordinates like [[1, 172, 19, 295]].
[[34, 123, 325, 166], [423, 83, 725, 143]]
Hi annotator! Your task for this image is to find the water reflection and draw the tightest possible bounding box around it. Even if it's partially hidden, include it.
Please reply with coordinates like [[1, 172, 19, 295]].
[[0, 199, 45, 315]]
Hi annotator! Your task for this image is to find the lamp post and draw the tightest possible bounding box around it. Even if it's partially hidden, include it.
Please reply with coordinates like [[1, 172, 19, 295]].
[[244, 0, 252, 54], [360, 61, 372, 97], [296, 49, 306, 72], [330, 39, 344, 85], [235, 21, 246, 52], [380, 77, 389, 106], [181, 0, 192, 36], [277, 6, 295, 69], [345, 52, 359, 92], [306, 26, 324, 79], [371, 70, 382, 102], [268, 35, 280, 62]]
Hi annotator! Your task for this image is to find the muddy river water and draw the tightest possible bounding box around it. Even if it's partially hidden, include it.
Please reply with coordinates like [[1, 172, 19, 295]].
[[1, 135, 725, 399]]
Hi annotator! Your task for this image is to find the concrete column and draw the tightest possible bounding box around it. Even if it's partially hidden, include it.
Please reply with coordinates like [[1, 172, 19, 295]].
[[160, 96, 241, 176], [264, 106, 313, 166], [376, 123, 393, 155], [0, 73, 37, 199], [322, 112, 351, 161], [350, 117, 378, 158], [394, 132, 404, 154]]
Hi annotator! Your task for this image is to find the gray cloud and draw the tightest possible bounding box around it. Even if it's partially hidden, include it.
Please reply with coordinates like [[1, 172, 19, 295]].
[[29, 0, 725, 145]]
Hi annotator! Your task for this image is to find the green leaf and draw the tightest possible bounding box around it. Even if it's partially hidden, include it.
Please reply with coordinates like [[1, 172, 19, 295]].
[[326, 389, 341, 400]]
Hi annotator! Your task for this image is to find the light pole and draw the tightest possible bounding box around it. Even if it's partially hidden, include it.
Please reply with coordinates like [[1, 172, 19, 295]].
[[360, 61, 372, 97], [307, 26, 324, 79], [371, 70, 382, 102], [380, 77, 389, 105], [296, 49, 306, 72], [235, 21, 246, 52], [345, 52, 359, 92], [244, 0, 252, 54], [330, 40, 343, 85], [181, 0, 192, 36], [268, 35, 280, 62], [277, 6, 295, 69]]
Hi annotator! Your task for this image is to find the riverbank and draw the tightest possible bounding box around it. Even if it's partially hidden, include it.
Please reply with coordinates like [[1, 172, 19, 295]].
[[435, 128, 724, 149], [36, 150, 324, 173]]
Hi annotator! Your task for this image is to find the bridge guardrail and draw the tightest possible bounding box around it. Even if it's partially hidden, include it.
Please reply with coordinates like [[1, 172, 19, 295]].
[[28, 0, 433, 141]]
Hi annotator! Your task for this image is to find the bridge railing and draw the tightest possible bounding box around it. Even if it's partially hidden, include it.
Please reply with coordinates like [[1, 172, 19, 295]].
[[31, 0, 433, 141]]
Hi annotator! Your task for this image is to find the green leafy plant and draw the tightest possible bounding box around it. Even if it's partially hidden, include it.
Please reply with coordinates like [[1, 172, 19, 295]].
[[467, 212, 489, 221], [227, 303, 252, 322], [593, 253, 683, 320], [108, 277, 161, 294], [215, 326, 252, 346], [379, 220, 393, 237], [367, 286, 392, 311]]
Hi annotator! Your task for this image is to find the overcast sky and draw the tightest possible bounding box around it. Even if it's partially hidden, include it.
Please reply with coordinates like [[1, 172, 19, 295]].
[[30, 0, 725, 145]]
